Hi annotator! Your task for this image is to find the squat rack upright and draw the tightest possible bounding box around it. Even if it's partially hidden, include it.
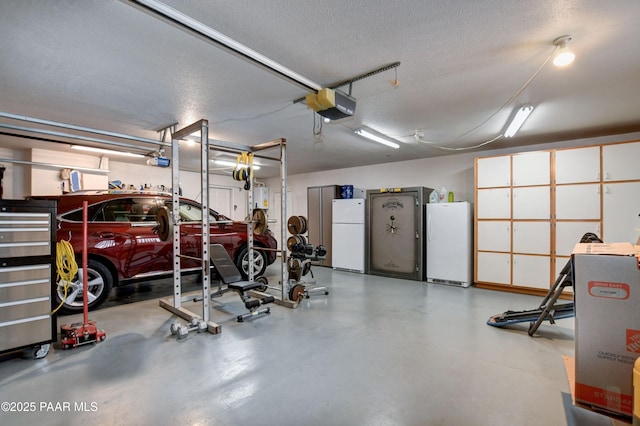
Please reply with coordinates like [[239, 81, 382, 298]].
[[159, 119, 289, 333]]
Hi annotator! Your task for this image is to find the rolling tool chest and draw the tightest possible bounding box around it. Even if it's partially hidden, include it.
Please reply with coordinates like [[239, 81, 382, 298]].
[[0, 199, 57, 358]]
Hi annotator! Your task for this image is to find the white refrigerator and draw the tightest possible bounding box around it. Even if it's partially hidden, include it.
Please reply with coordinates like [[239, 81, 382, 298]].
[[426, 201, 472, 287], [332, 198, 365, 273]]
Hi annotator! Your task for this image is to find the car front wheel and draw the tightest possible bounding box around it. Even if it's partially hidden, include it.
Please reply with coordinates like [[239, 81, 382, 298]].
[[236, 247, 267, 279], [56, 259, 113, 314]]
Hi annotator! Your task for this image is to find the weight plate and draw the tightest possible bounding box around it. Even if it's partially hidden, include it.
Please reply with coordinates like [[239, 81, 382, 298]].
[[156, 206, 172, 241], [289, 284, 305, 302], [253, 209, 267, 235], [287, 215, 307, 235]]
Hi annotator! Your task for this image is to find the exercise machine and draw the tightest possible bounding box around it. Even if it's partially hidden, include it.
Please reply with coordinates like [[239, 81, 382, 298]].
[[487, 232, 603, 336], [210, 244, 274, 322]]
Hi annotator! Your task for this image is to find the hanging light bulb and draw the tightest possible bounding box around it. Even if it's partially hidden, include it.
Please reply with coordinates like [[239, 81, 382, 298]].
[[553, 35, 575, 67]]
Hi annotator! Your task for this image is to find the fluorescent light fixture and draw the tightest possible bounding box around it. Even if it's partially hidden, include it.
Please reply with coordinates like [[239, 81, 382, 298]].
[[354, 127, 401, 149], [71, 145, 145, 158], [504, 106, 534, 138], [553, 35, 575, 67], [213, 159, 261, 170]]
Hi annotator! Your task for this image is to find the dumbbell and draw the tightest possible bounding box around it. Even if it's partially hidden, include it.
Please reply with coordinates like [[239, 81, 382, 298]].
[[170, 318, 207, 339]]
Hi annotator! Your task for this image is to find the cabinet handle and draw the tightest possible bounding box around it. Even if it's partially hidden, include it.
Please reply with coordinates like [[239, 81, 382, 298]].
[[604, 186, 610, 194], [605, 172, 611, 180], [596, 172, 600, 180], [596, 186, 600, 195]]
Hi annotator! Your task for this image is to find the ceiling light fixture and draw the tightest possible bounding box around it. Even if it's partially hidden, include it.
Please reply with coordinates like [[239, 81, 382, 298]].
[[553, 35, 575, 67], [354, 127, 401, 149], [71, 145, 146, 158], [212, 159, 261, 170], [504, 106, 534, 138]]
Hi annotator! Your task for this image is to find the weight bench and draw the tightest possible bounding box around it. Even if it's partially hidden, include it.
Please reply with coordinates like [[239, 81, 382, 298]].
[[210, 244, 274, 322]]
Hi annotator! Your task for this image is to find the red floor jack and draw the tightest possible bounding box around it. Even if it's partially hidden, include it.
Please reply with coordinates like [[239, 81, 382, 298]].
[[61, 201, 106, 349]]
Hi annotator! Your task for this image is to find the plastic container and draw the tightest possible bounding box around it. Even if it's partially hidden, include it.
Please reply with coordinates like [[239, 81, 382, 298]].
[[429, 190, 439, 203], [439, 187, 447, 203], [448, 191, 454, 203], [340, 185, 354, 199]]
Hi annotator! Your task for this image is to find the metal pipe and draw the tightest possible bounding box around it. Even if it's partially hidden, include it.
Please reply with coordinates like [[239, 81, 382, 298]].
[[0, 158, 109, 174], [0, 122, 158, 153], [125, 0, 322, 92], [280, 139, 287, 300], [0, 111, 169, 146]]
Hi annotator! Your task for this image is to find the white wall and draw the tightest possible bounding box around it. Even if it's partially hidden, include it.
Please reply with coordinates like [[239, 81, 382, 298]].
[[29, 148, 109, 195], [268, 131, 640, 219], [2, 146, 253, 221]]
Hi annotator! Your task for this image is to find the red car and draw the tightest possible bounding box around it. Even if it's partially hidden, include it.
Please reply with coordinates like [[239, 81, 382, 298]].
[[37, 190, 277, 313]]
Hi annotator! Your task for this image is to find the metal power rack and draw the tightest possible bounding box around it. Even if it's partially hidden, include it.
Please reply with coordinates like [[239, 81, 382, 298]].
[[158, 119, 292, 334]]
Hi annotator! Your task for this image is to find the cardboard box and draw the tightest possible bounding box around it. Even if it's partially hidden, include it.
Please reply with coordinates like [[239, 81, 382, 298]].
[[572, 243, 640, 418]]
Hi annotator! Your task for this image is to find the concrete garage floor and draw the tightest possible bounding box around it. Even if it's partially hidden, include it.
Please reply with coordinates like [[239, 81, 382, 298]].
[[0, 266, 616, 426]]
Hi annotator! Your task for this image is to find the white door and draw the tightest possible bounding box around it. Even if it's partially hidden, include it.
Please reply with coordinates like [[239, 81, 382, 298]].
[[476, 252, 510, 285], [332, 223, 365, 272], [512, 255, 551, 290], [603, 141, 640, 181], [555, 146, 601, 184], [512, 151, 550, 186], [476, 156, 510, 188], [512, 186, 550, 219], [512, 221, 550, 255], [427, 203, 471, 283], [556, 185, 601, 220], [477, 188, 510, 219], [603, 182, 640, 243], [332, 199, 364, 224], [477, 221, 511, 252], [556, 222, 601, 256]]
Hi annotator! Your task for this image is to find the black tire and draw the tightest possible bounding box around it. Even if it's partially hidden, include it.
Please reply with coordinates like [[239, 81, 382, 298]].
[[235, 247, 267, 279], [56, 259, 113, 314]]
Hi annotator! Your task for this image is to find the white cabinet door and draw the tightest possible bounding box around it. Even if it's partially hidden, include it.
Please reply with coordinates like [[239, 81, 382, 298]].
[[555, 184, 601, 220], [603, 142, 640, 182], [512, 255, 551, 289], [512, 151, 550, 186], [477, 188, 510, 219], [477, 221, 510, 252], [476, 252, 510, 284], [512, 221, 550, 254], [603, 182, 640, 243], [555, 146, 601, 184], [477, 156, 510, 188], [555, 222, 601, 256], [512, 186, 550, 219]]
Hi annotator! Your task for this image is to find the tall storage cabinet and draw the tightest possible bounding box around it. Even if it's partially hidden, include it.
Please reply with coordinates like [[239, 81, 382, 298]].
[[475, 140, 640, 296], [307, 185, 341, 267], [0, 199, 57, 358]]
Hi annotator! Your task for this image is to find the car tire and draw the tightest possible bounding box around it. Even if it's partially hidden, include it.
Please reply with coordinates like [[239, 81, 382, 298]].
[[56, 259, 113, 314], [235, 247, 267, 279]]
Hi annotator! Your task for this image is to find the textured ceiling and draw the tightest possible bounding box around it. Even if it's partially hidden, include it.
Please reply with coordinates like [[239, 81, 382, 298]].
[[1, 0, 639, 177]]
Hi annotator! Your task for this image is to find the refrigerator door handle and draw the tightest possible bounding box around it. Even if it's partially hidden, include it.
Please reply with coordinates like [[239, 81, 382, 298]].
[[427, 213, 432, 241]]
